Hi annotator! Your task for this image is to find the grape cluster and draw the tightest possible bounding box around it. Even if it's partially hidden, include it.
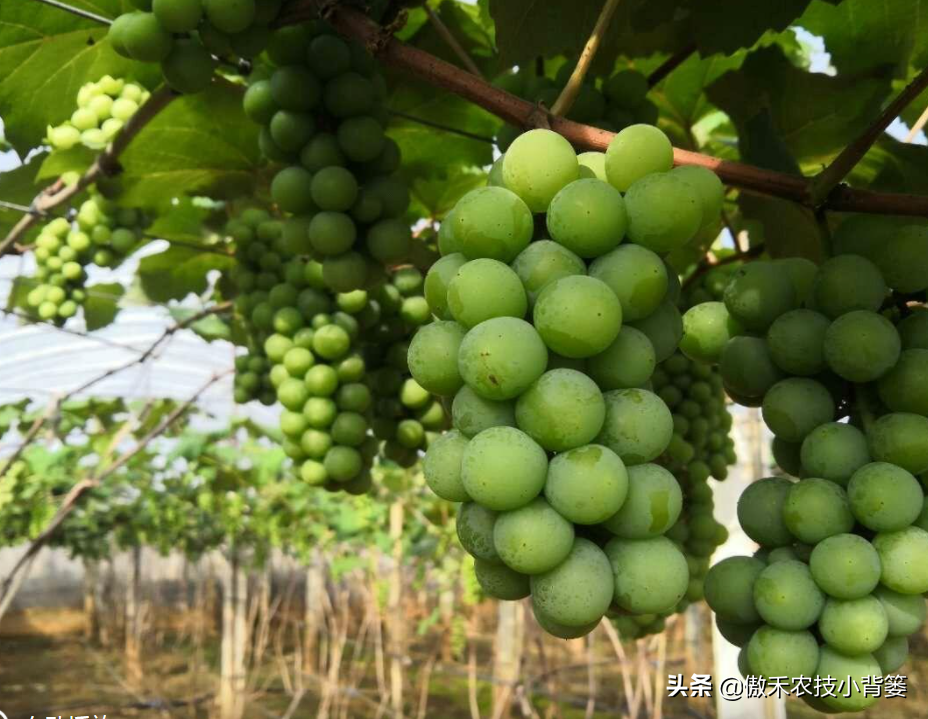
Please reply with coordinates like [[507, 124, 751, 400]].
[[24, 189, 146, 324], [46, 77, 148, 151], [694, 236, 928, 713], [243, 22, 411, 292], [108, 0, 285, 94], [227, 210, 443, 491], [415, 124, 724, 639], [494, 66, 658, 150]]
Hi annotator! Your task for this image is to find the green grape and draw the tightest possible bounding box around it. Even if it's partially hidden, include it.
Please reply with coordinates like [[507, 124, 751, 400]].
[[716, 617, 760, 648], [546, 179, 626, 258], [307, 35, 351, 80], [899, 307, 928, 349], [502, 129, 579, 212], [679, 302, 743, 364], [577, 151, 606, 181], [423, 430, 470, 501], [407, 320, 466, 396], [720, 336, 783, 402], [493, 497, 575, 574], [305, 365, 338, 395], [604, 124, 673, 192], [873, 526, 928, 594], [424, 252, 466, 319], [312, 325, 350, 360], [868, 412, 928, 474], [873, 585, 926, 637], [761, 378, 834, 443], [847, 462, 923, 532], [446, 259, 527, 328], [456, 502, 499, 562], [878, 349, 928, 416], [782, 478, 853, 544], [812, 254, 886, 319], [395, 418, 424, 448], [533, 275, 621, 358], [532, 605, 600, 639], [530, 538, 614, 626], [300, 459, 328, 485], [283, 347, 314, 377], [118, 12, 173, 62], [809, 533, 881, 599], [588, 244, 668, 322], [204, 0, 254, 33], [766, 309, 829, 376], [272, 166, 316, 215], [365, 219, 410, 263], [161, 39, 215, 94], [336, 382, 371, 412], [277, 377, 309, 411], [514, 369, 605, 452], [824, 310, 900, 382], [437, 212, 461, 255], [774, 257, 818, 305], [737, 477, 793, 548], [474, 559, 530, 600], [876, 224, 928, 293], [457, 317, 548, 400], [309, 166, 358, 211], [451, 385, 515, 437], [814, 647, 881, 712], [304, 397, 337, 428], [752, 560, 824, 630], [460, 426, 548, 511], [629, 298, 683, 363], [511, 240, 586, 307], [544, 444, 627, 525], [873, 636, 908, 674], [322, 252, 368, 292], [301, 429, 332, 459], [586, 326, 656, 390], [602, 463, 681, 538], [747, 626, 820, 681], [486, 155, 506, 187], [606, 535, 689, 614], [671, 166, 724, 230], [819, 596, 888, 655], [269, 110, 315, 152], [624, 172, 702, 253], [452, 187, 533, 263], [800, 422, 870, 486], [595, 388, 673, 465], [723, 262, 797, 332]]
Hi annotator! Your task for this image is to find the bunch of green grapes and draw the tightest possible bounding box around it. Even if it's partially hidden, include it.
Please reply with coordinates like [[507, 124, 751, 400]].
[[24, 189, 146, 324], [108, 0, 285, 93], [46, 76, 148, 151], [243, 21, 411, 293], [693, 233, 928, 713], [415, 124, 725, 639], [494, 65, 658, 150]]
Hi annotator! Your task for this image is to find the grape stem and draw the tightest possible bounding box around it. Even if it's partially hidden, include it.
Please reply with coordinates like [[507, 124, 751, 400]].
[[647, 44, 697, 88], [28, 0, 112, 25], [424, 5, 484, 79], [682, 243, 764, 289], [550, 0, 622, 117], [277, 2, 928, 219], [0, 86, 176, 258], [810, 63, 928, 205]]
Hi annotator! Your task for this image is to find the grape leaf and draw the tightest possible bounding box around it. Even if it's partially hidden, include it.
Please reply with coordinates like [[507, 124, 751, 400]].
[[118, 82, 262, 209], [0, 0, 159, 155], [137, 244, 234, 303], [408, 166, 487, 220], [707, 47, 892, 169], [37, 146, 96, 181], [84, 281, 123, 331], [684, 0, 815, 56], [799, 0, 928, 78], [848, 136, 928, 195], [0, 153, 45, 240]]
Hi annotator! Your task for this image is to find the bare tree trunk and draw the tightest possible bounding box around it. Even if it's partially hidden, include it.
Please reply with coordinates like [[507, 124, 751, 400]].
[[125, 546, 142, 681], [304, 549, 325, 674], [387, 500, 405, 718], [83, 558, 99, 642], [492, 600, 524, 719], [219, 551, 249, 719]]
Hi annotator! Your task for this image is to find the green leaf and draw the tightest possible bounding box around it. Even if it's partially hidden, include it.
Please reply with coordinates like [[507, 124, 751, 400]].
[[0, 1, 159, 155], [0, 154, 45, 240], [37, 145, 96, 180], [118, 81, 262, 209], [409, 166, 487, 220], [799, 0, 928, 78], [84, 281, 124, 331], [137, 244, 234, 303], [739, 194, 824, 262], [145, 197, 221, 247], [848, 135, 928, 195], [707, 47, 892, 170], [685, 0, 814, 56], [169, 307, 231, 342]]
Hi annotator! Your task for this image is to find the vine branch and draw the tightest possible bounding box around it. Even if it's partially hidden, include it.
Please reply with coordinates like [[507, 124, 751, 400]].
[[30, 0, 112, 25], [550, 0, 622, 117], [281, 2, 928, 218], [0, 86, 176, 257], [812, 64, 928, 204], [423, 5, 484, 79], [386, 108, 495, 143], [0, 370, 229, 624]]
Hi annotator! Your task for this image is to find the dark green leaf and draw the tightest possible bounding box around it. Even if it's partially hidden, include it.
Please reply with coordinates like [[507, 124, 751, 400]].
[[738, 194, 825, 262], [0, 154, 45, 240], [686, 0, 813, 56], [37, 145, 96, 180], [84, 281, 123, 330], [137, 244, 234, 303]]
